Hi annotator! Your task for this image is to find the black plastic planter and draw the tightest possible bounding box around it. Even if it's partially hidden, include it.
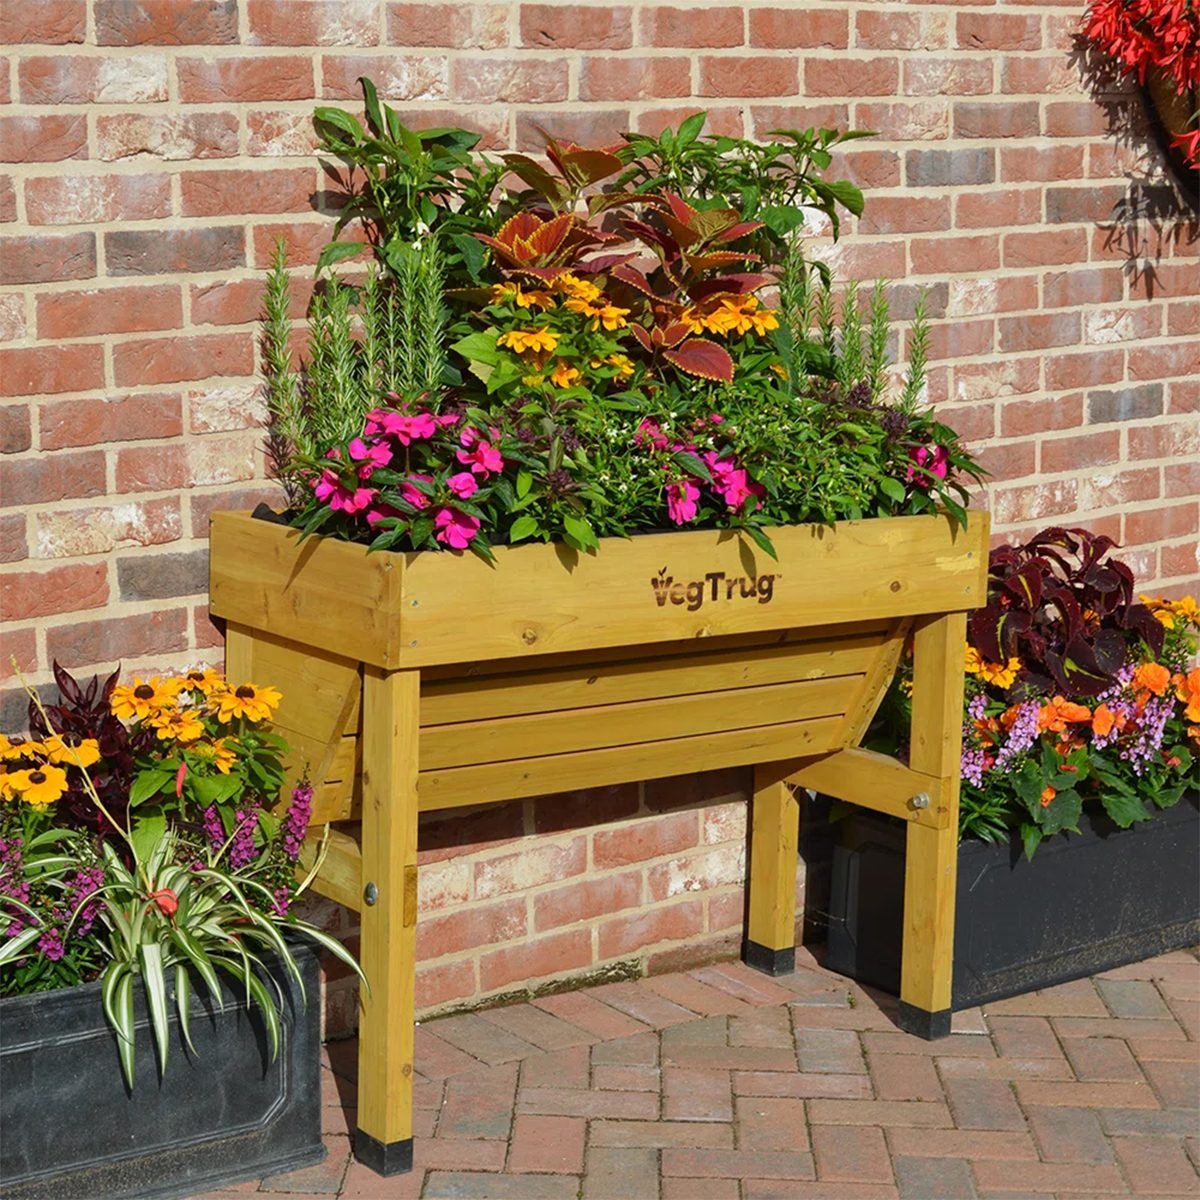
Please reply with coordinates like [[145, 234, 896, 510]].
[[824, 790, 1200, 1010], [0, 942, 324, 1200]]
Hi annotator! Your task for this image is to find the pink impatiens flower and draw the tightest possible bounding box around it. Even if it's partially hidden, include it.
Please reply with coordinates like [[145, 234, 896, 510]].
[[347, 437, 392, 477], [635, 418, 669, 450], [906, 444, 949, 488], [703, 451, 762, 512], [364, 408, 438, 445], [446, 472, 480, 500], [665, 478, 701, 525], [433, 506, 481, 549], [456, 439, 504, 477], [398, 473, 433, 510]]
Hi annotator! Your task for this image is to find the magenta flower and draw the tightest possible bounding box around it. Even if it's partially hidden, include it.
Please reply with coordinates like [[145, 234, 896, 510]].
[[399, 473, 433, 510], [665, 478, 701, 525], [433, 506, 481, 549], [347, 436, 392, 476], [314, 468, 375, 514], [456, 440, 504, 477], [365, 409, 437, 445], [446, 471, 480, 500], [635, 418, 669, 450], [906, 444, 949, 488], [365, 502, 404, 527]]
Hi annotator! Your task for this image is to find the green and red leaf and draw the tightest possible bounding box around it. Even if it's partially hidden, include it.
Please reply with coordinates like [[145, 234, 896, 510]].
[[662, 337, 734, 382]]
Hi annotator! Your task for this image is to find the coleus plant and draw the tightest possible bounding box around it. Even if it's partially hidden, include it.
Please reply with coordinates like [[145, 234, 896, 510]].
[[968, 526, 1165, 696]]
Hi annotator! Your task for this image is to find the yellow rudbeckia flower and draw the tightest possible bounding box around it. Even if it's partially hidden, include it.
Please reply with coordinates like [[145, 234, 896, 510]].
[[148, 708, 206, 743], [496, 328, 559, 357], [111, 676, 182, 722], [40, 735, 101, 769], [8, 765, 68, 808], [214, 683, 282, 724]]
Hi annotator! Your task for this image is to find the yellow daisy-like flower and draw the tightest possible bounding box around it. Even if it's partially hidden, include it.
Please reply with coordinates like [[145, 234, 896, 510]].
[[605, 353, 635, 380], [191, 738, 237, 774], [976, 657, 1022, 690], [680, 303, 734, 336], [555, 272, 601, 303], [214, 683, 282, 724], [490, 282, 554, 310], [182, 667, 224, 697], [1173, 595, 1200, 626], [496, 328, 559, 357], [110, 676, 182, 722], [7, 765, 68, 808], [716, 295, 778, 336], [964, 646, 984, 675], [148, 707, 206, 744], [550, 361, 582, 389], [564, 297, 630, 331], [0, 736, 42, 762], [39, 735, 101, 769]]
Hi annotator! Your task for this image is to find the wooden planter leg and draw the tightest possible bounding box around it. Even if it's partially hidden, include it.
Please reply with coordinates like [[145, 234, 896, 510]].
[[354, 666, 420, 1175], [743, 762, 799, 975], [899, 612, 966, 1040]]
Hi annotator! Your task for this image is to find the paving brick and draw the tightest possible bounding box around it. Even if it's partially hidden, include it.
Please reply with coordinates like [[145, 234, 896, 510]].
[[988, 1016, 1067, 1059], [735, 1095, 809, 1152], [894, 1155, 977, 1199], [744, 1183, 899, 1200], [518, 1086, 658, 1120], [1062, 1037, 1145, 1082], [437, 1063, 519, 1139], [986, 979, 1108, 1018], [1024, 1105, 1115, 1164], [661, 1014, 728, 1050], [1141, 1057, 1200, 1109], [1052, 1016, 1187, 1041], [663, 1066, 733, 1122], [692, 962, 799, 1007], [812, 1124, 892, 1184], [589, 1119, 734, 1150], [1112, 1134, 1200, 1195], [531, 991, 652, 1041], [662, 1179, 738, 1200], [507, 1114, 585, 1173], [1014, 1080, 1161, 1109], [1126, 1037, 1200, 1062], [794, 1028, 868, 1074], [662, 1146, 816, 1180], [971, 1160, 1131, 1194], [519, 1044, 591, 1091], [588, 981, 699, 1028], [1096, 978, 1175, 1020], [935, 1055, 1072, 1082], [942, 1077, 1027, 1131], [431, 1013, 542, 1066], [862, 1032, 995, 1059], [885, 1129, 1037, 1161], [807, 1100, 952, 1128], [1098, 1107, 1200, 1137], [663, 1044, 801, 1073], [478, 1002, 597, 1052], [583, 1146, 659, 1200], [733, 1071, 872, 1100], [869, 1053, 944, 1101], [590, 1030, 659, 1068], [644, 973, 754, 1016], [592, 1064, 660, 1092], [728, 1006, 794, 1049], [424, 1173, 580, 1199]]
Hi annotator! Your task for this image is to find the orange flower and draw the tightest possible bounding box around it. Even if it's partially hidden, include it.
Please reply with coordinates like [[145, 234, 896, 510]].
[[1132, 662, 1171, 698], [1174, 668, 1200, 723], [1040, 786, 1056, 807], [1091, 703, 1119, 738], [1038, 696, 1092, 733]]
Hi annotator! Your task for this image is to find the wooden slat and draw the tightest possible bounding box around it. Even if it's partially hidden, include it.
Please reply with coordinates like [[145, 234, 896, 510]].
[[421, 675, 858, 771], [297, 826, 362, 912], [787, 747, 948, 830], [746, 763, 801, 953], [420, 632, 884, 726], [418, 714, 843, 810], [832, 619, 912, 749]]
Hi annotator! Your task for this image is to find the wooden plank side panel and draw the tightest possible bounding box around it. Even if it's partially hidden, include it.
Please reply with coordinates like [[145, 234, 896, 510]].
[[208, 511, 401, 667], [421, 674, 860, 771], [418, 714, 843, 811], [787, 748, 948, 830], [420, 630, 886, 726], [397, 513, 989, 667]]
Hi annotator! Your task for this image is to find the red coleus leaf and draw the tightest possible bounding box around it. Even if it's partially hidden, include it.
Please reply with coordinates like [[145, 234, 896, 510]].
[[611, 265, 658, 297], [714, 219, 766, 243], [500, 154, 570, 205], [682, 249, 761, 273], [629, 324, 653, 353], [689, 273, 774, 300], [662, 192, 699, 225], [662, 337, 735, 383], [524, 212, 574, 258]]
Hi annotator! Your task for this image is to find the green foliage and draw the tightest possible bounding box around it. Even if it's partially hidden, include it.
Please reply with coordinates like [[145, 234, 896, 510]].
[[261, 241, 309, 507]]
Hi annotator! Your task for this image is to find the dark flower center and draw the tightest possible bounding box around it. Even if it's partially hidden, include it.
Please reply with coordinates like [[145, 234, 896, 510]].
[[29, 771, 46, 784], [235, 686, 256, 699], [133, 685, 155, 700], [188, 672, 205, 683]]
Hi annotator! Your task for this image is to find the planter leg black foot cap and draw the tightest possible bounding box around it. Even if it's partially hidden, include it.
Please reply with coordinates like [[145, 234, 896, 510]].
[[743, 940, 795, 976], [354, 1132, 413, 1176], [898, 1002, 952, 1041]]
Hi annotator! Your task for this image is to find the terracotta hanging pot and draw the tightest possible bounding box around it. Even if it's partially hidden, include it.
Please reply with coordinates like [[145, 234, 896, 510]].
[[1142, 68, 1200, 206]]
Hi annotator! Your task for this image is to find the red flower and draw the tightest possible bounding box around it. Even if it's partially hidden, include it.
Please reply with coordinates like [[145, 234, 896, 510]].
[[149, 888, 179, 917]]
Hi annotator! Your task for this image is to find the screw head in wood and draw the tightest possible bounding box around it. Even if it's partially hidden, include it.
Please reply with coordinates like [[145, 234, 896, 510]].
[[910, 792, 930, 810], [363, 881, 379, 906]]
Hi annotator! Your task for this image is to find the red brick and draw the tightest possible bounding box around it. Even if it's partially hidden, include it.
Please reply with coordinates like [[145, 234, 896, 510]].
[[1047, 184, 1127, 225], [0, 404, 30, 453], [593, 811, 699, 869], [106, 227, 245, 276], [1126, 504, 1198, 547], [507, 1114, 585, 1173], [955, 187, 1042, 230], [991, 480, 1080, 528], [95, 0, 238, 45], [190, 279, 270, 327], [46, 608, 189, 669], [1044, 267, 1124, 309], [386, 4, 509, 49], [520, 4, 631, 49], [972, 1160, 1129, 1194], [1002, 55, 1082, 95], [112, 333, 254, 386], [834, 148, 902, 189], [1167, 300, 1200, 336], [1113, 1134, 1200, 1196], [579, 56, 691, 101], [0, 627, 37, 679], [0, 344, 104, 398], [95, 112, 239, 161], [806, 57, 897, 98], [321, 54, 447, 101], [0, 115, 87, 162], [998, 312, 1081, 353], [641, 6, 744, 47], [250, 220, 334, 268], [417, 898, 526, 958], [854, 100, 948, 141], [1001, 144, 1086, 183], [475, 836, 586, 898], [909, 234, 999, 276], [479, 929, 591, 992], [188, 484, 282, 538], [701, 57, 799, 98], [18, 55, 170, 103], [39, 392, 183, 450], [750, 8, 847, 49], [448, 57, 568, 104], [644, 107, 746, 139], [245, 110, 322, 157], [534, 871, 642, 932], [1015, 1078, 1162, 1108], [0, 450, 105, 507], [1133, 419, 1200, 465], [924, 319, 994, 362], [957, 12, 1042, 50], [34, 497, 182, 558], [857, 11, 948, 51], [0, 232, 96, 285], [1004, 227, 1091, 268], [1165, 461, 1200, 498], [0, 177, 15, 223], [113, 443, 187, 493], [1130, 340, 1200, 381], [0, 514, 28, 564], [0, 0, 85, 43], [177, 55, 315, 102], [24, 173, 171, 225], [1045, 101, 1109, 137], [0, 563, 108, 621], [904, 57, 993, 97], [811, 1124, 892, 1184], [181, 167, 316, 216], [1000, 394, 1082, 438], [858, 196, 950, 235], [1041, 430, 1120, 474], [1162, 541, 1199, 579], [955, 101, 1040, 139], [248, 0, 380, 45], [662, 1147, 815, 1181], [599, 899, 704, 958], [1045, 348, 1125, 391], [37, 285, 182, 339], [415, 959, 475, 1010]]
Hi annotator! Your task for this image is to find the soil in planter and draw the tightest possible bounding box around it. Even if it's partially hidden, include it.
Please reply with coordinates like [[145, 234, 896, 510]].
[[823, 791, 1200, 1010]]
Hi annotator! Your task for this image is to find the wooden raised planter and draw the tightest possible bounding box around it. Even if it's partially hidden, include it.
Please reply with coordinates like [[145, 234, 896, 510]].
[[209, 508, 989, 1175]]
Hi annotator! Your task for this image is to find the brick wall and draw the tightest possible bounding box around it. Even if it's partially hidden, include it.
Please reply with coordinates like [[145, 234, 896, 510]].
[[2, 1, 1198, 1023]]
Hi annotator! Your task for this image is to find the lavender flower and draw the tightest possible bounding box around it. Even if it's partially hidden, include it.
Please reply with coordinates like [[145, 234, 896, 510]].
[[961, 746, 987, 788], [281, 781, 313, 862], [201, 804, 225, 853], [37, 928, 64, 962], [995, 700, 1042, 771], [228, 805, 260, 871], [66, 865, 105, 938], [273, 886, 290, 917]]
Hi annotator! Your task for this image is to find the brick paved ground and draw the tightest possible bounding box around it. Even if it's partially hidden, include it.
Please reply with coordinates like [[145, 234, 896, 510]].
[[190, 946, 1199, 1200]]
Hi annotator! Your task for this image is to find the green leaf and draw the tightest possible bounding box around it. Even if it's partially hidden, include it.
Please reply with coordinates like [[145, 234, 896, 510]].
[[1098, 790, 1152, 829], [673, 450, 714, 484], [879, 476, 907, 503], [312, 106, 365, 145], [758, 205, 807, 237], [677, 111, 707, 145], [1020, 821, 1042, 861], [129, 814, 167, 866], [740, 523, 779, 561], [516, 469, 532, 499], [509, 514, 539, 542], [357, 76, 385, 136], [315, 240, 365, 274], [130, 769, 173, 807], [141, 942, 170, 1077], [175, 965, 196, 1057], [450, 330, 501, 367], [1039, 788, 1082, 836], [563, 514, 599, 551]]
